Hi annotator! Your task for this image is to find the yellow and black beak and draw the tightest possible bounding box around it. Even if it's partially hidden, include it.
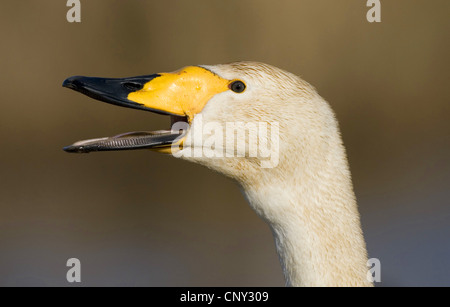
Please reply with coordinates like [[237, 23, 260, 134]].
[[62, 66, 231, 154], [62, 74, 169, 114]]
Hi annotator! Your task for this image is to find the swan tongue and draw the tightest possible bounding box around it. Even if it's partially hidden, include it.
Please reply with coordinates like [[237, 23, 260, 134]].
[[63, 131, 182, 153]]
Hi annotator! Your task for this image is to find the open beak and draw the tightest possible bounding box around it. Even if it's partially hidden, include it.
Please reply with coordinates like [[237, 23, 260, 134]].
[[62, 66, 230, 154]]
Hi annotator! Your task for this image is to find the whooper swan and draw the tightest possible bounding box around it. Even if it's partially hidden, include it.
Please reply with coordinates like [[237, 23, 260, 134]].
[[63, 62, 372, 287]]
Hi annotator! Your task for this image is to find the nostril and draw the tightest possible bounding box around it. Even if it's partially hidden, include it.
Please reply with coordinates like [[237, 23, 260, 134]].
[[122, 82, 143, 91]]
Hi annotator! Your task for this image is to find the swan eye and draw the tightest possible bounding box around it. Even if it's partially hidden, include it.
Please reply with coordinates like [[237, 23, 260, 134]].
[[230, 80, 246, 93]]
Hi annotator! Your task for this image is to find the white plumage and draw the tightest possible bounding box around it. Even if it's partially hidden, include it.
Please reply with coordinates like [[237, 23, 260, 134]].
[[179, 62, 371, 286]]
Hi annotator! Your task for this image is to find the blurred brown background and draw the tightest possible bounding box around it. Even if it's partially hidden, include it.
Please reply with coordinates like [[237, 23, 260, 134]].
[[0, 0, 449, 286]]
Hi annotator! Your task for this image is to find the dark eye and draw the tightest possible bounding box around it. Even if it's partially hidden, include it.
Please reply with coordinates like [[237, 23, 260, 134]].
[[230, 80, 246, 93]]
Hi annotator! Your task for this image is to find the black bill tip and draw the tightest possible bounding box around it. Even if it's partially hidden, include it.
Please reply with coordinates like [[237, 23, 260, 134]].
[[62, 76, 84, 89], [62, 74, 169, 114]]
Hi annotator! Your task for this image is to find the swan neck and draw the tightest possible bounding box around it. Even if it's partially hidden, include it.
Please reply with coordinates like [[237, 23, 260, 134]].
[[242, 166, 372, 287]]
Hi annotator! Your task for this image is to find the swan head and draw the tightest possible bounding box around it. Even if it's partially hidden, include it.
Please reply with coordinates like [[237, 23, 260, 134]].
[[63, 62, 368, 286], [63, 62, 339, 207], [176, 62, 326, 181]]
